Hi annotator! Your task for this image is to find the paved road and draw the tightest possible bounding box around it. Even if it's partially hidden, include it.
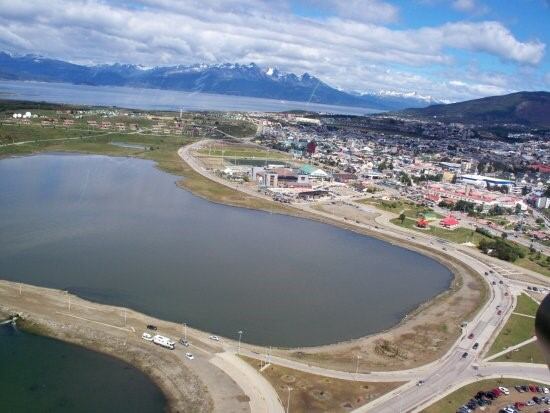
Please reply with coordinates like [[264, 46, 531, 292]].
[[179, 140, 549, 412]]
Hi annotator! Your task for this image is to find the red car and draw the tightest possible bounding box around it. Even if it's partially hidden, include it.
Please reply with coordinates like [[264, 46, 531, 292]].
[[492, 388, 502, 396], [515, 401, 526, 410], [497, 310, 502, 315], [529, 384, 537, 392], [468, 333, 474, 339]]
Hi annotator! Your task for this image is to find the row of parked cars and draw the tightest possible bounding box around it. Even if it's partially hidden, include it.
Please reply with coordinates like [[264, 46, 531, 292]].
[[457, 384, 550, 413]]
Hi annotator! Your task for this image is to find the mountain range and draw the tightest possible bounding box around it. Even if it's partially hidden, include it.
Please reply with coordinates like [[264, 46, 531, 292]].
[[0, 52, 441, 111], [401, 91, 550, 128]]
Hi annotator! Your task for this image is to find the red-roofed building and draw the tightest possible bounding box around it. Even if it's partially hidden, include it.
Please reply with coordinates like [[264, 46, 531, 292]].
[[416, 217, 429, 228], [440, 215, 459, 229]]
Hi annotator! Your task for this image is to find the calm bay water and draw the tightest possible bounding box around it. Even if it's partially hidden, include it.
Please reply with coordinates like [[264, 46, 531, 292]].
[[0, 324, 165, 413], [0, 80, 377, 115], [0, 154, 452, 347]]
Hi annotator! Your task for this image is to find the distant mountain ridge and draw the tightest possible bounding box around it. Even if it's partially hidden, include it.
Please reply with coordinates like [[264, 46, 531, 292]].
[[400, 91, 550, 128], [0, 52, 441, 111]]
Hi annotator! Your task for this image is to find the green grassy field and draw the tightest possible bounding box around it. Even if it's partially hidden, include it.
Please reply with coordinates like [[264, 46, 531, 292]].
[[197, 147, 290, 160], [488, 314, 535, 356], [514, 294, 540, 317], [493, 340, 545, 364], [215, 122, 257, 138], [391, 216, 490, 245], [358, 198, 441, 218], [422, 378, 548, 413]]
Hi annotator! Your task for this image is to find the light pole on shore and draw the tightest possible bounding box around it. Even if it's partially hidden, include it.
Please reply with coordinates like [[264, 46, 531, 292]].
[[238, 330, 243, 354], [286, 386, 293, 413], [355, 354, 361, 379], [183, 323, 187, 341]]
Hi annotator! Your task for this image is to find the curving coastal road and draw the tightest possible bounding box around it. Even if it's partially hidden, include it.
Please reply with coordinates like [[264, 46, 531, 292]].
[[178, 139, 549, 412]]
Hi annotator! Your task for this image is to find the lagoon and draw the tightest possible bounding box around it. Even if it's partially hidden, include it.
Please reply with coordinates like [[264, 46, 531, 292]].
[[0, 153, 452, 347]]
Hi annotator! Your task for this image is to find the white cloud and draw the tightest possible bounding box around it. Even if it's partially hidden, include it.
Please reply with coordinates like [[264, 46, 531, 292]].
[[452, 0, 476, 11], [0, 0, 546, 101], [310, 0, 399, 24]]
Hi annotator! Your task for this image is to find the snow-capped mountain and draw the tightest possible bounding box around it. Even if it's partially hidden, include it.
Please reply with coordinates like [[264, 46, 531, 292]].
[[0, 52, 435, 111]]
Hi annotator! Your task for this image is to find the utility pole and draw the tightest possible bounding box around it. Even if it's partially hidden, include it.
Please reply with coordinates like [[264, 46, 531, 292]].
[[19, 283, 22, 296], [355, 354, 361, 379], [183, 323, 187, 341], [286, 387, 293, 413], [123, 308, 127, 326], [238, 330, 243, 354]]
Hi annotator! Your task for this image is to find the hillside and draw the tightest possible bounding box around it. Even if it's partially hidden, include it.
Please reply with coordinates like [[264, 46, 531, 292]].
[[401, 91, 550, 128]]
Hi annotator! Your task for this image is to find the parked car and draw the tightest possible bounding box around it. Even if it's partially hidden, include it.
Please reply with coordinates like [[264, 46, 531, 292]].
[[142, 332, 154, 341], [468, 333, 474, 339], [497, 310, 502, 315], [146, 324, 158, 331], [461, 352, 468, 358], [209, 335, 220, 341], [179, 338, 190, 346], [529, 384, 537, 392], [472, 342, 479, 350], [185, 352, 194, 360], [498, 386, 510, 395]]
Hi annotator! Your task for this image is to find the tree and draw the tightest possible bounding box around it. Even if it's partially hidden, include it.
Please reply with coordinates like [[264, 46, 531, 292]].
[[515, 204, 522, 215], [399, 213, 406, 224]]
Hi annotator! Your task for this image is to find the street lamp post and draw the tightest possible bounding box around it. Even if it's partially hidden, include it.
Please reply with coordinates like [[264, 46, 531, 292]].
[[355, 355, 361, 380], [286, 386, 293, 413], [183, 323, 187, 341], [238, 330, 243, 354]]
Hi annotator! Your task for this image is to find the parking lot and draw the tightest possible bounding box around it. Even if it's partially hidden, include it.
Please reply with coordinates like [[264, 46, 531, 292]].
[[455, 383, 550, 413]]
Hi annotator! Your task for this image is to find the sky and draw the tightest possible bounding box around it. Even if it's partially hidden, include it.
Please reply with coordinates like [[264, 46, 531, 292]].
[[0, 0, 548, 102]]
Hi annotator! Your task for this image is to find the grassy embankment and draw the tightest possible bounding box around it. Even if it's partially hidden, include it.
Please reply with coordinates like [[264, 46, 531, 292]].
[[491, 294, 543, 363], [514, 293, 540, 317], [240, 355, 403, 413], [487, 294, 541, 361], [360, 198, 550, 277], [422, 378, 549, 413]]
